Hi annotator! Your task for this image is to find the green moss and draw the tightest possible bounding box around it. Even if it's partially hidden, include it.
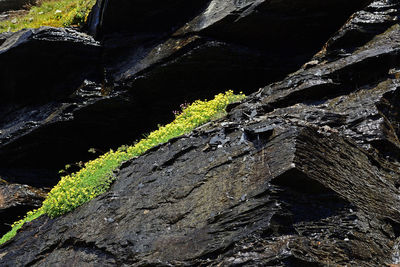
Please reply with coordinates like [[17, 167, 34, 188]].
[[0, 208, 44, 244], [0, 0, 96, 33], [0, 91, 245, 245]]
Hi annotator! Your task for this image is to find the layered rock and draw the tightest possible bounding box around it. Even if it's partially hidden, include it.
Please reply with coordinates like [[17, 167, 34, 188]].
[[1, 0, 400, 265], [0, 179, 47, 236], [95, 0, 373, 99], [0, 0, 370, 187], [0, 27, 102, 186]]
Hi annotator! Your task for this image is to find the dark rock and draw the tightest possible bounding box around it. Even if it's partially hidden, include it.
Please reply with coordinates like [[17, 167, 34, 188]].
[[0, 0, 370, 187], [0, 179, 47, 236], [0, 27, 101, 105], [1, 117, 399, 265], [0, 0, 35, 12], [2, 0, 400, 266], [0, 27, 103, 186], [317, 0, 400, 61], [95, 0, 372, 99]]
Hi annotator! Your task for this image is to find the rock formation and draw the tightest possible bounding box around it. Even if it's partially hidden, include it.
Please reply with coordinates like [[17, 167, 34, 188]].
[[0, 0, 370, 188], [1, 0, 400, 266], [0, 179, 46, 237]]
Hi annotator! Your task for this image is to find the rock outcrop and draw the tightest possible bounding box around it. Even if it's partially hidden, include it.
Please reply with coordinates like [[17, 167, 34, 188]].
[[0, 27, 102, 186], [0, 0, 371, 188], [0, 179, 47, 237], [1, 0, 400, 266], [94, 0, 372, 99]]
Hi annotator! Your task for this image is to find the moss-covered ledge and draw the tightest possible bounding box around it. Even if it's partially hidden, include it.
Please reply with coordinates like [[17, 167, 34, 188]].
[[0, 91, 245, 245], [0, 0, 95, 33]]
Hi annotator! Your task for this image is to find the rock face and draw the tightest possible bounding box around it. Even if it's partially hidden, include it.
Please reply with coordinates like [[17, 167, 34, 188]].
[[0, 0, 371, 187], [0, 27, 102, 186], [1, 0, 400, 266], [0, 179, 47, 237], [94, 0, 372, 100]]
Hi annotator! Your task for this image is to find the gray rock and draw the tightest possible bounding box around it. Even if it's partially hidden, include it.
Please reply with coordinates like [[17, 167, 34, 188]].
[[0, 179, 47, 236], [1, 0, 400, 266]]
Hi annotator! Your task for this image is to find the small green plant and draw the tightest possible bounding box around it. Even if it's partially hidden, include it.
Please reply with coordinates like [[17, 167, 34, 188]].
[[0, 0, 96, 33], [0, 90, 245, 245]]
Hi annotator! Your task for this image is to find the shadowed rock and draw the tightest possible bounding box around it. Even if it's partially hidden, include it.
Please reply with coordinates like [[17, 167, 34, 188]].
[[0, 27, 102, 186], [1, 0, 400, 266], [0, 0, 370, 187], [95, 0, 372, 98], [0, 0, 35, 12], [0, 179, 47, 236]]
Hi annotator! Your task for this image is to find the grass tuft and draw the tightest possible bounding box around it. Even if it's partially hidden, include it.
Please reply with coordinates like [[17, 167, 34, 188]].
[[0, 91, 245, 245], [0, 0, 96, 33]]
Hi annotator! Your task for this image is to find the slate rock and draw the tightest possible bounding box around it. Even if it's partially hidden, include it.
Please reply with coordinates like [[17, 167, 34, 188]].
[[0, 0, 370, 187], [93, 0, 372, 100], [0, 27, 101, 105], [0, 27, 103, 186], [0, 179, 47, 236], [1, 0, 400, 266]]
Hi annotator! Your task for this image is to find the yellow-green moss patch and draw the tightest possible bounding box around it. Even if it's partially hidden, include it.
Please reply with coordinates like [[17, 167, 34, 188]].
[[0, 0, 96, 33]]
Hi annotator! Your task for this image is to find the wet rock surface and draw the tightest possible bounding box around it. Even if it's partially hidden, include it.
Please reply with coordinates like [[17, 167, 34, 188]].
[[96, 0, 372, 99], [1, 0, 400, 265], [0, 179, 47, 237], [0, 1, 400, 266], [0, 0, 371, 187], [0, 27, 103, 186]]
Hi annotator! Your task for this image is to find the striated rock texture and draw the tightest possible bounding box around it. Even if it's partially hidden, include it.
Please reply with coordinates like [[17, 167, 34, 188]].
[[0, 179, 47, 237], [1, 0, 400, 266], [0, 0, 370, 187], [94, 0, 372, 100], [0, 27, 102, 186]]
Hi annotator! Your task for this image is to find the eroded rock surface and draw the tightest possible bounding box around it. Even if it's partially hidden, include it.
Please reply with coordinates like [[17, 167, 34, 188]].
[[0, 179, 47, 237], [1, 0, 400, 265], [0, 27, 102, 186], [0, 0, 370, 188], [95, 0, 372, 99]]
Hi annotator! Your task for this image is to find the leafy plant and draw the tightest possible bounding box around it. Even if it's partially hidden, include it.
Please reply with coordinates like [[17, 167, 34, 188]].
[[0, 91, 245, 245]]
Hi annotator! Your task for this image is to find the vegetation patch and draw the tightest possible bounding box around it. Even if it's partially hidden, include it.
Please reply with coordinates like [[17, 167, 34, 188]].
[[0, 91, 245, 245], [0, 0, 95, 33]]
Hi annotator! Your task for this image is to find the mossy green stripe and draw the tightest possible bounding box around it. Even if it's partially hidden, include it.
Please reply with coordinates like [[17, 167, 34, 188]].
[[0, 0, 96, 33]]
